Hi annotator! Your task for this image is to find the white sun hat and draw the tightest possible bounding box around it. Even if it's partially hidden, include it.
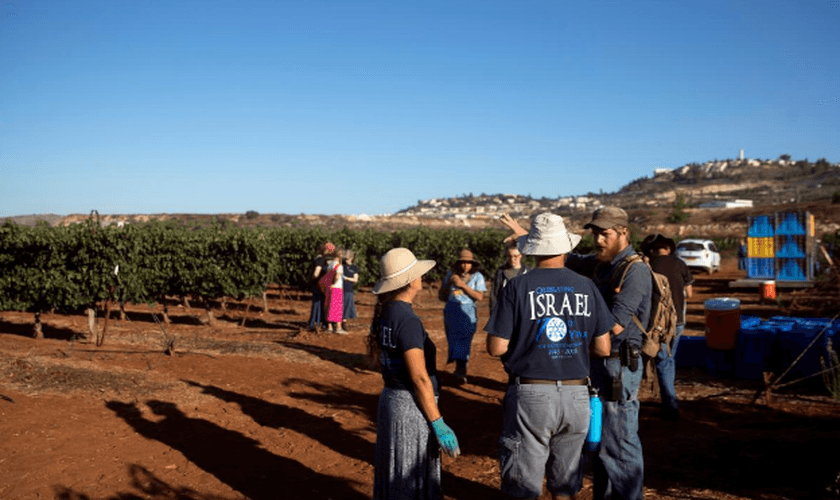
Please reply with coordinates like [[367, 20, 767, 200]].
[[517, 212, 582, 256], [372, 248, 436, 294]]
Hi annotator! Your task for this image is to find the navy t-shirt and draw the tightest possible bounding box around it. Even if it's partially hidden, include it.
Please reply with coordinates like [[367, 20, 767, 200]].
[[377, 301, 439, 396], [343, 264, 359, 293], [486, 268, 614, 380]]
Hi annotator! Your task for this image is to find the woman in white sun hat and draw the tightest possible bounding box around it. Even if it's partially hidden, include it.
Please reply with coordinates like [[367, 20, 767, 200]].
[[369, 247, 461, 500]]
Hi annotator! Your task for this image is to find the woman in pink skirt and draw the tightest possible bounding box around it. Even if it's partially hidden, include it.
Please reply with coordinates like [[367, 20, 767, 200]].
[[324, 247, 347, 334]]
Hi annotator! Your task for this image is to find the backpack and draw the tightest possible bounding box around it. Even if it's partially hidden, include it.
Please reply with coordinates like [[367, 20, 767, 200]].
[[611, 253, 678, 359], [318, 261, 339, 295]]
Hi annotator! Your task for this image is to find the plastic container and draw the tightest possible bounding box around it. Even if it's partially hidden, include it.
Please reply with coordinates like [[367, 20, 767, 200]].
[[747, 215, 774, 237], [735, 323, 776, 380], [706, 349, 736, 377], [704, 298, 741, 350], [776, 236, 806, 258], [585, 391, 602, 452], [775, 212, 806, 235], [746, 258, 775, 279], [740, 315, 763, 329], [777, 258, 807, 281], [675, 335, 708, 369], [770, 321, 833, 384], [761, 281, 776, 301], [748, 237, 775, 258]]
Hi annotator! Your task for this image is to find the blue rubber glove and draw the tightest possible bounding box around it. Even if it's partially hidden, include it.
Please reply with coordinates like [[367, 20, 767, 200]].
[[430, 417, 460, 458]]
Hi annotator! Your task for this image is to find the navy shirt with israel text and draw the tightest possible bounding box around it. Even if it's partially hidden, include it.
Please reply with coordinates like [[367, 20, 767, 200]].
[[486, 268, 613, 380]]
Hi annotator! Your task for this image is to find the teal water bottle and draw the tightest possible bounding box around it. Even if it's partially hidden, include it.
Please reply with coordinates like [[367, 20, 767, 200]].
[[585, 386, 602, 452]]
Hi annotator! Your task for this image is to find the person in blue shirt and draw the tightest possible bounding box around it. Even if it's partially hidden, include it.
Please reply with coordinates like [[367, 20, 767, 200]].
[[564, 207, 652, 500], [738, 238, 748, 271], [439, 249, 487, 385], [369, 248, 460, 500], [489, 212, 613, 500]]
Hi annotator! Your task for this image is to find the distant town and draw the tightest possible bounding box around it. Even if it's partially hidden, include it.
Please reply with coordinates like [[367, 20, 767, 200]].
[[396, 154, 839, 219]]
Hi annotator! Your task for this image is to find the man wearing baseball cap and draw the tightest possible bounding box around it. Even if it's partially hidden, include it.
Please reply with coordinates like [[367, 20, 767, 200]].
[[488, 213, 613, 500], [565, 206, 652, 500]]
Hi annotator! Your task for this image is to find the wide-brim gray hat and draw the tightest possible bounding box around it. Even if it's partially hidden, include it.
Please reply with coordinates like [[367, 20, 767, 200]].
[[372, 248, 436, 295], [516, 213, 582, 256]]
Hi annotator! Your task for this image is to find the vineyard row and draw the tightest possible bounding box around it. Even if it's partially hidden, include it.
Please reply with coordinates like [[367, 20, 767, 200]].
[[0, 218, 523, 315]]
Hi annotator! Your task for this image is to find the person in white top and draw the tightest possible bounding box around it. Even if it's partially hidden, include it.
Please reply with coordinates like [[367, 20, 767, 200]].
[[324, 247, 347, 334]]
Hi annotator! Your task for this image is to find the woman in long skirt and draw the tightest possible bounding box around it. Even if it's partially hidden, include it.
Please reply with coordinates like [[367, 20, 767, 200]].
[[323, 248, 346, 334], [369, 248, 460, 500], [439, 249, 486, 385]]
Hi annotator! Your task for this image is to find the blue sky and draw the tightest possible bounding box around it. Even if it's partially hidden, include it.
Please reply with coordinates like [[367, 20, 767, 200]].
[[1, 0, 838, 217]]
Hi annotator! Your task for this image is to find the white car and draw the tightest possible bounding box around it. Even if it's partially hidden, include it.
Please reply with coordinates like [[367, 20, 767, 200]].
[[676, 239, 721, 274]]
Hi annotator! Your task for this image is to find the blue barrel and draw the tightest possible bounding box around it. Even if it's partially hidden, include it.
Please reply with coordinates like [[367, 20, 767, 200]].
[[675, 336, 708, 369], [736, 323, 776, 380], [741, 315, 762, 329], [706, 349, 736, 378], [771, 320, 832, 383]]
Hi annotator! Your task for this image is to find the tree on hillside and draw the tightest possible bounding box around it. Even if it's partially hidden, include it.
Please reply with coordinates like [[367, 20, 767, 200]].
[[667, 194, 690, 223]]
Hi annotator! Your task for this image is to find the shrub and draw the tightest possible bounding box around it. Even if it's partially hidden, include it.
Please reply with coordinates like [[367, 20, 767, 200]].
[[667, 194, 690, 223]]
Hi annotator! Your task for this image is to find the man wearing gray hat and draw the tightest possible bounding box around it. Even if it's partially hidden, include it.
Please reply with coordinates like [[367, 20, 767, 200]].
[[487, 213, 613, 500], [564, 206, 652, 500]]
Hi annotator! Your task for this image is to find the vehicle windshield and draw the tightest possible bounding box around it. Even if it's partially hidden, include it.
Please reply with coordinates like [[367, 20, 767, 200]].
[[678, 243, 705, 251]]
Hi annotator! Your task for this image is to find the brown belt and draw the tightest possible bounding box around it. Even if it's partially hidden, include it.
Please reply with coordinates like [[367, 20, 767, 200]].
[[510, 377, 587, 386]]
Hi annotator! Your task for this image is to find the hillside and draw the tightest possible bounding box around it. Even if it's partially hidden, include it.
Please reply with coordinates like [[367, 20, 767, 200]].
[[398, 156, 840, 217], [3, 156, 839, 239], [390, 156, 840, 238]]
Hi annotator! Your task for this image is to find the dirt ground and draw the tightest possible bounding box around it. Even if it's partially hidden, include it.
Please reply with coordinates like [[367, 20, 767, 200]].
[[1, 252, 839, 500]]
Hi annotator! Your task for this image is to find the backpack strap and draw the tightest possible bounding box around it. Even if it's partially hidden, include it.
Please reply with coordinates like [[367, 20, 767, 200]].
[[630, 314, 647, 332], [610, 253, 645, 295], [610, 253, 657, 349]]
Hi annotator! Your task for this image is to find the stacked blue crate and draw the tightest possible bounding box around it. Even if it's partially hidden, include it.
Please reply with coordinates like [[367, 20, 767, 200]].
[[746, 215, 775, 279], [748, 215, 775, 237], [747, 258, 775, 279], [776, 236, 806, 258], [777, 259, 807, 281], [775, 213, 806, 236], [774, 212, 810, 282]]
